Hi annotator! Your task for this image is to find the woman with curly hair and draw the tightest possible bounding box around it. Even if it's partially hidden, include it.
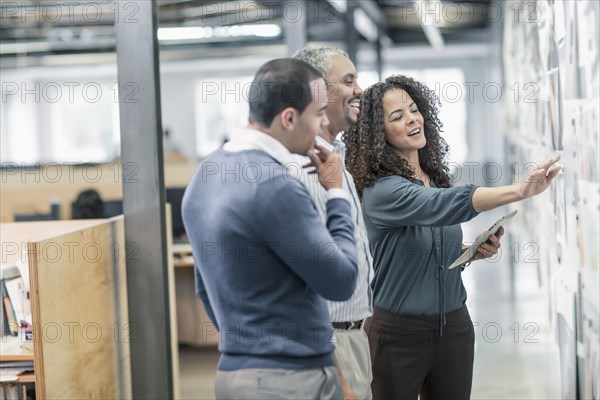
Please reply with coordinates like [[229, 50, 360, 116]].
[[344, 75, 561, 399]]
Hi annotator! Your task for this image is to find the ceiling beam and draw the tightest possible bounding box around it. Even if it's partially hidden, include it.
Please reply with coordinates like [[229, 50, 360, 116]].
[[357, 0, 388, 31]]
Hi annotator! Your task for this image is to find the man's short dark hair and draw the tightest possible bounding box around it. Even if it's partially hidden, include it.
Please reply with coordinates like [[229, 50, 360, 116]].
[[248, 58, 323, 128]]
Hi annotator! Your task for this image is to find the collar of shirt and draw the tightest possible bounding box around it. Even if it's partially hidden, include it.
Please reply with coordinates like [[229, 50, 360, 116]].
[[315, 135, 334, 151], [223, 127, 297, 167], [316, 135, 345, 157], [225, 128, 351, 202]]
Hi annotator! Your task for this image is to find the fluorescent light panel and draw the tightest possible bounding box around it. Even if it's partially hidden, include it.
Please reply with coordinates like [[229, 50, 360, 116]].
[[353, 8, 378, 42], [157, 24, 281, 42], [416, 0, 445, 49], [325, 0, 347, 13]]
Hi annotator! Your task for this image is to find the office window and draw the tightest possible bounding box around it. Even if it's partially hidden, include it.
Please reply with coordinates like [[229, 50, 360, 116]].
[[1, 83, 40, 164], [1, 78, 120, 165], [357, 70, 379, 90], [49, 81, 120, 163], [194, 76, 252, 158]]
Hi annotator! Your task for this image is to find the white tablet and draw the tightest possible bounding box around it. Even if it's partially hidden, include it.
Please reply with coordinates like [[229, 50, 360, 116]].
[[449, 210, 518, 269]]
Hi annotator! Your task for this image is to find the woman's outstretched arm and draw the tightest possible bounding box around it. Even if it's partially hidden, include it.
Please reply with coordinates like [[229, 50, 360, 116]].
[[472, 156, 561, 213]]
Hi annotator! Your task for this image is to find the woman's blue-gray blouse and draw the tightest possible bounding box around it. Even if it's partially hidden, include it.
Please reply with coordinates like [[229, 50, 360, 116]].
[[362, 175, 480, 316]]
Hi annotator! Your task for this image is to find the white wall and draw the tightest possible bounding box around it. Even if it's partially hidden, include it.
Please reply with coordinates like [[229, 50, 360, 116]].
[[2, 43, 503, 166]]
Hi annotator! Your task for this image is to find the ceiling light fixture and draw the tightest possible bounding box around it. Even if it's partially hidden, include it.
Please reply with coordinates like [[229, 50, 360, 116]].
[[353, 8, 378, 42], [416, 0, 445, 49], [325, 0, 347, 13], [157, 24, 281, 42]]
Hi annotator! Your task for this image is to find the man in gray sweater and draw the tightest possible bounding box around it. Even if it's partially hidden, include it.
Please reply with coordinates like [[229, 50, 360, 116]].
[[182, 58, 358, 399]]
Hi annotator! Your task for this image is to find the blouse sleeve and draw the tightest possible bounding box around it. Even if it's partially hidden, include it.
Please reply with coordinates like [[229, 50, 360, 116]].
[[363, 175, 480, 229]]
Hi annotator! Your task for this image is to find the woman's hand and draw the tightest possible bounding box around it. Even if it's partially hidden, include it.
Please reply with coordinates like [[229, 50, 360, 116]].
[[471, 226, 504, 262], [518, 156, 562, 199], [472, 155, 561, 213]]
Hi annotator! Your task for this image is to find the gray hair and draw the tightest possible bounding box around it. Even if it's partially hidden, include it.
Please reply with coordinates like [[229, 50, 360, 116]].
[[292, 46, 349, 80]]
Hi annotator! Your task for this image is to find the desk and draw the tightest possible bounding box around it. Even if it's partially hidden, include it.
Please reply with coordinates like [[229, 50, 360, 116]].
[[0, 335, 33, 362], [0, 219, 132, 399], [172, 243, 220, 346]]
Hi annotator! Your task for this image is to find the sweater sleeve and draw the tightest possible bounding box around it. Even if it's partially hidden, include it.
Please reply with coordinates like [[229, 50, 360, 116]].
[[194, 265, 219, 330], [259, 177, 358, 301], [363, 176, 480, 229]]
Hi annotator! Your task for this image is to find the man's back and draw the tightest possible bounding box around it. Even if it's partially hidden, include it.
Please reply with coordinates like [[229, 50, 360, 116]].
[[182, 145, 358, 371]]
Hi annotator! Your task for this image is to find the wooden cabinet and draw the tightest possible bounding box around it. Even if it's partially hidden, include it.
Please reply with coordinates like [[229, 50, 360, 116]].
[[1, 219, 131, 399], [172, 244, 219, 346]]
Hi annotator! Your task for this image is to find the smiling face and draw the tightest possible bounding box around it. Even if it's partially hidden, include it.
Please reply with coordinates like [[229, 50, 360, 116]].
[[382, 88, 426, 159], [325, 54, 362, 136]]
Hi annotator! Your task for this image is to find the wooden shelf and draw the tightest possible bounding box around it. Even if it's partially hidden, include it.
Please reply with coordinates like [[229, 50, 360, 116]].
[[173, 243, 194, 268], [16, 372, 36, 383], [174, 256, 194, 268], [172, 243, 219, 346]]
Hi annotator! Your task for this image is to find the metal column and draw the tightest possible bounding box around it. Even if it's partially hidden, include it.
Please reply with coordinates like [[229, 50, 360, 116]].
[[345, 2, 358, 63], [376, 30, 383, 82], [115, 1, 173, 398], [284, 0, 307, 56]]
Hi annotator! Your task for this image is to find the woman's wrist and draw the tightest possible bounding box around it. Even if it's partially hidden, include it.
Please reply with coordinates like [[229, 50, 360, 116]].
[[513, 183, 526, 201]]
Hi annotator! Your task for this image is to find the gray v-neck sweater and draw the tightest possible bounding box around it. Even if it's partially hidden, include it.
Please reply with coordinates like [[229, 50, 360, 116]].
[[183, 148, 358, 371]]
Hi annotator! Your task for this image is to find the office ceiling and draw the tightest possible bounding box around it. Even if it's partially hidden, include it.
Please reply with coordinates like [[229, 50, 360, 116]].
[[0, 0, 497, 66]]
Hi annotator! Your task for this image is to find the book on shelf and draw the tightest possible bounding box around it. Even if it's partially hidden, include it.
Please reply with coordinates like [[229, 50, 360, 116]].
[[0, 381, 35, 400], [1, 280, 18, 336], [1, 262, 31, 337]]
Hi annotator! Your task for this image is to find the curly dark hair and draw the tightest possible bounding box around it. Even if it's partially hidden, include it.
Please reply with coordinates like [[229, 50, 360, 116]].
[[343, 75, 452, 198]]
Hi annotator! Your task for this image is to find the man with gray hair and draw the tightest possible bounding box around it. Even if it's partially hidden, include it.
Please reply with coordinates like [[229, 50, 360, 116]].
[[293, 46, 374, 400]]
